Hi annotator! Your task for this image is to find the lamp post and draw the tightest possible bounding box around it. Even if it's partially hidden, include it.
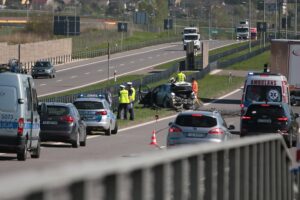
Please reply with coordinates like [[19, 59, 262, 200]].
[[248, 0, 252, 52], [295, 0, 298, 37]]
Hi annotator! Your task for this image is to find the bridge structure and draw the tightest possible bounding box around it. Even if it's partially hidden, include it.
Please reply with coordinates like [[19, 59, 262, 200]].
[[0, 134, 298, 200]]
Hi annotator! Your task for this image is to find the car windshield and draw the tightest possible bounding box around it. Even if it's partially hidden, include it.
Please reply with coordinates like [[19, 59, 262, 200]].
[[184, 35, 198, 40], [245, 105, 285, 118], [184, 29, 197, 34], [245, 85, 282, 102], [176, 115, 217, 127], [73, 101, 104, 109], [35, 62, 49, 68], [236, 28, 249, 33], [46, 106, 69, 116]]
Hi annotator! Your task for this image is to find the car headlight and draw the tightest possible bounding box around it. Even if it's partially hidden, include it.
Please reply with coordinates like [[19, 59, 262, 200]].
[[45, 69, 51, 73]]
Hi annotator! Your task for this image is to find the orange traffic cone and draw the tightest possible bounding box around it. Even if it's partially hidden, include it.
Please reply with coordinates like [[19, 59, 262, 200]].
[[149, 130, 158, 146]]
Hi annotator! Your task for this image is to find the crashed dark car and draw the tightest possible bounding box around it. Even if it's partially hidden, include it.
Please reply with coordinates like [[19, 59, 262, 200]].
[[139, 82, 196, 110]]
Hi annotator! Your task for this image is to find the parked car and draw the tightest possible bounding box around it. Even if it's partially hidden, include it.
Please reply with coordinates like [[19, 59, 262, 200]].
[[73, 94, 118, 135], [167, 110, 236, 147], [31, 61, 56, 79], [240, 102, 299, 147], [140, 82, 196, 110], [38, 102, 87, 148]]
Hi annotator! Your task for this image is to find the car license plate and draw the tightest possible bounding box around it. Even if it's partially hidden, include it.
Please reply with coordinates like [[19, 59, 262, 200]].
[[257, 119, 271, 123], [43, 121, 57, 125], [186, 132, 205, 138]]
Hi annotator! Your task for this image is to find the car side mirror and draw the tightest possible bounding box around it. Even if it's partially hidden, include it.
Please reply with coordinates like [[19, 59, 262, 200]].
[[228, 125, 235, 130], [295, 113, 299, 119]]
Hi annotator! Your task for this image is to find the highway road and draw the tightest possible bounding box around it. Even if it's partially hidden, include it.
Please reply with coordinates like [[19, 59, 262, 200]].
[[35, 40, 238, 97]]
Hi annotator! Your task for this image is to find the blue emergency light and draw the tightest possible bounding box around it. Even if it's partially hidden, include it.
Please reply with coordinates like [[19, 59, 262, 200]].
[[78, 94, 105, 99]]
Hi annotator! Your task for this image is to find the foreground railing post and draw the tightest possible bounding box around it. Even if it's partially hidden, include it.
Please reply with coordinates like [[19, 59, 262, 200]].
[[240, 146, 250, 200], [217, 150, 229, 200], [276, 140, 283, 200], [152, 164, 168, 200], [188, 155, 202, 200], [264, 142, 270, 200], [229, 148, 240, 200], [270, 140, 277, 200], [172, 159, 188, 200], [258, 143, 264, 200], [204, 152, 218, 200], [249, 144, 258, 200]]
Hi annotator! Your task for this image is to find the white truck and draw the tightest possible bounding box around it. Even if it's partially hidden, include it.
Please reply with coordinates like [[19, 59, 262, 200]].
[[270, 39, 300, 105], [183, 33, 201, 51], [236, 20, 250, 40]]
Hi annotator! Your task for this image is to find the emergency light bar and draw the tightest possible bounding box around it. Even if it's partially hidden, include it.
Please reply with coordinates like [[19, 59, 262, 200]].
[[78, 94, 105, 99]]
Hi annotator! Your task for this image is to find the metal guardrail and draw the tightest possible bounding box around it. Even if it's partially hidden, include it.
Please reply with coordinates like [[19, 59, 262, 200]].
[[0, 134, 294, 200]]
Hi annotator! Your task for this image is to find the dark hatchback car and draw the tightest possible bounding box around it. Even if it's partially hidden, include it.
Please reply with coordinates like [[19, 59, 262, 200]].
[[31, 61, 56, 79], [240, 102, 299, 147], [39, 102, 87, 148]]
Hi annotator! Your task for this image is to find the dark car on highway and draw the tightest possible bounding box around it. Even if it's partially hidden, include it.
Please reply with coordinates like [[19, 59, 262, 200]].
[[167, 110, 236, 147], [240, 102, 299, 147], [39, 102, 87, 148], [31, 61, 56, 79]]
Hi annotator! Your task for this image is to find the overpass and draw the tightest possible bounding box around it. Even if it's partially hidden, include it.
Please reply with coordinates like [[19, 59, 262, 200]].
[[0, 134, 298, 200]]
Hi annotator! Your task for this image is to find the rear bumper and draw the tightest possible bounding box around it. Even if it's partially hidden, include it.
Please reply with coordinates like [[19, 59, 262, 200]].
[[0, 135, 26, 153], [167, 137, 223, 147], [85, 121, 110, 130], [40, 130, 74, 142]]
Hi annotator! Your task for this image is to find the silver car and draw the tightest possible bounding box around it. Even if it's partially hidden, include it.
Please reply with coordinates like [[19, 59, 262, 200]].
[[73, 94, 118, 136], [167, 110, 236, 147]]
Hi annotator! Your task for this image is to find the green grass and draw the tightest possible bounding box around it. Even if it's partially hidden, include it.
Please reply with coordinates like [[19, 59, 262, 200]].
[[227, 50, 270, 71], [218, 45, 263, 62]]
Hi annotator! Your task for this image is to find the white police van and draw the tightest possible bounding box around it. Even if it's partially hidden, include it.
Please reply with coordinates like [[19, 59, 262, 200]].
[[241, 72, 290, 114], [0, 72, 41, 160]]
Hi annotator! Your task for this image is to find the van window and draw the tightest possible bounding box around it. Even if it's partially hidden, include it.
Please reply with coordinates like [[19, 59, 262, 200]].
[[47, 106, 69, 116], [0, 86, 17, 112], [73, 101, 104, 110], [184, 35, 198, 40], [245, 85, 282, 102], [26, 87, 32, 111], [32, 89, 38, 111], [176, 115, 217, 128]]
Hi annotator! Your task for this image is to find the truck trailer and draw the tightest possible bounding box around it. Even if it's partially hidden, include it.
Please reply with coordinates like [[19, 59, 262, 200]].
[[270, 39, 300, 105]]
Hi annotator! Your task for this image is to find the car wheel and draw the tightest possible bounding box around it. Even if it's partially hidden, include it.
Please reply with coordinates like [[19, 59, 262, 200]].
[[17, 141, 27, 161], [31, 139, 41, 158], [80, 133, 87, 147], [105, 127, 111, 136], [112, 122, 118, 134], [72, 131, 80, 148]]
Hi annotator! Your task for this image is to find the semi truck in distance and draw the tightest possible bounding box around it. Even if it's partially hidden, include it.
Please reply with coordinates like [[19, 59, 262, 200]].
[[236, 20, 249, 40], [270, 39, 300, 105]]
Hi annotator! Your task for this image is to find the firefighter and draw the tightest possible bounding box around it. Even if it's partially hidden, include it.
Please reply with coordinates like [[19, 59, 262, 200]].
[[127, 82, 136, 121], [117, 85, 129, 120]]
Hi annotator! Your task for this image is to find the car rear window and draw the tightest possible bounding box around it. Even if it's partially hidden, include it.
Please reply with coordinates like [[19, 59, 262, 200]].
[[246, 105, 285, 117], [175, 115, 217, 128], [245, 85, 282, 102], [73, 101, 104, 110], [47, 106, 69, 116]]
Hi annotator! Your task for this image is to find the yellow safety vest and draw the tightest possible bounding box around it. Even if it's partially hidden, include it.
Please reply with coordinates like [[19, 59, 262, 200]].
[[119, 89, 129, 103], [129, 87, 136, 102], [177, 72, 185, 82]]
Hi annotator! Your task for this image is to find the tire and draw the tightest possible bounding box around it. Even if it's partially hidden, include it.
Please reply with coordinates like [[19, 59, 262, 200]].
[[72, 131, 80, 148], [105, 127, 111, 136], [31, 140, 41, 158], [112, 122, 118, 135], [17, 141, 27, 161]]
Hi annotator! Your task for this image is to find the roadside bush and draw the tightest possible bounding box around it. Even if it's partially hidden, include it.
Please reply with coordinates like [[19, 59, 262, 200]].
[[24, 14, 53, 37]]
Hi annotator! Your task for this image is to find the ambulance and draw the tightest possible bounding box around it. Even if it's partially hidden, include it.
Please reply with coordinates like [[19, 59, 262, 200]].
[[241, 72, 290, 114]]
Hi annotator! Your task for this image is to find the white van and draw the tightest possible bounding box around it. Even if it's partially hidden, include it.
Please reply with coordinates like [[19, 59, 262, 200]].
[[0, 72, 41, 160], [241, 72, 290, 114]]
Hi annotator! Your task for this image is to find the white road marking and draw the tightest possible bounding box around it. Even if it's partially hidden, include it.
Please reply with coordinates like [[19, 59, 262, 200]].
[[85, 72, 90, 75], [40, 84, 46, 86], [120, 64, 125, 66], [156, 55, 160, 57], [148, 57, 153, 59], [130, 61, 135, 64], [87, 135, 100, 139], [97, 69, 103, 72], [209, 69, 222, 75], [139, 58, 144, 61], [70, 75, 78, 79], [38, 42, 239, 97], [56, 79, 62, 82]]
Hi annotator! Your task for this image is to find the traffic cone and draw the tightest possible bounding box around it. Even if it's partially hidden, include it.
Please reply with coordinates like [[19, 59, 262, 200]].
[[149, 130, 158, 146]]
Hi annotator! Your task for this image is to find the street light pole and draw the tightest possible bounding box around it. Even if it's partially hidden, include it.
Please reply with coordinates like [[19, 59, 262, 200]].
[[296, 0, 298, 37], [249, 0, 252, 52], [263, 0, 265, 47], [209, 5, 212, 40]]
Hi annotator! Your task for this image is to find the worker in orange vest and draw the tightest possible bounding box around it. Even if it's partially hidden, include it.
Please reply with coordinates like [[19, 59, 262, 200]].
[[191, 77, 202, 109]]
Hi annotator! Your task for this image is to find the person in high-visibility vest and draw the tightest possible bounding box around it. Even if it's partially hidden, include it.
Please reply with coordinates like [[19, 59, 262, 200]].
[[127, 82, 136, 120], [192, 77, 202, 109], [117, 85, 129, 120], [176, 70, 186, 82]]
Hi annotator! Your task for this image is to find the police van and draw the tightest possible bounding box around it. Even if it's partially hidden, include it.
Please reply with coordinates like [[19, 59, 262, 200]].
[[241, 72, 290, 114], [0, 72, 41, 160]]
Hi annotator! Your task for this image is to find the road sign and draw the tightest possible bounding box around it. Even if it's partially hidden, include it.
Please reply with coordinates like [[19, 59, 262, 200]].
[[118, 22, 128, 32], [211, 30, 218, 34]]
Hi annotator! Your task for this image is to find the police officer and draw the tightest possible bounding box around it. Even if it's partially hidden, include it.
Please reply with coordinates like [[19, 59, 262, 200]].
[[176, 70, 186, 82], [127, 82, 136, 120], [117, 85, 129, 120]]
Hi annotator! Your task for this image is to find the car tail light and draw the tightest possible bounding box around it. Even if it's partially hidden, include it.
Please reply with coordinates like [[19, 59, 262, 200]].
[[241, 116, 251, 120], [277, 117, 288, 121], [208, 128, 224, 134], [240, 104, 244, 108], [96, 111, 107, 115], [260, 74, 269, 77], [17, 118, 24, 136], [60, 115, 74, 123], [260, 104, 270, 107], [192, 114, 202, 117], [169, 126, 182, 133]]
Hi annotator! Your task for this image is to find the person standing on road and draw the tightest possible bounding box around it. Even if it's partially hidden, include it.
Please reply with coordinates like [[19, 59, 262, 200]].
[[127, 82, 136, 121], [192, 77, 202, 108], [176, 69, 186, 82], [117, 85, 129, 120]]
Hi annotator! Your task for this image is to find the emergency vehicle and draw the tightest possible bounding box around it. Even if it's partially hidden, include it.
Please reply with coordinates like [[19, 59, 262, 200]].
[[241, 72, 290, 114]]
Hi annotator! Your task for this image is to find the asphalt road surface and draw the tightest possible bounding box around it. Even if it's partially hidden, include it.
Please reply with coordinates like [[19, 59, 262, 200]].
[[35, 40, 239, 97]]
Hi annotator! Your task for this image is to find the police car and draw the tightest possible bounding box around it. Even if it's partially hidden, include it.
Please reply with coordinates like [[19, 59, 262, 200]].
[[73, 94, 118, 136]]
